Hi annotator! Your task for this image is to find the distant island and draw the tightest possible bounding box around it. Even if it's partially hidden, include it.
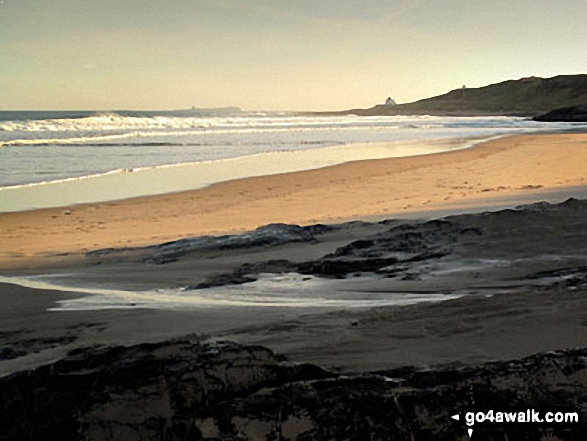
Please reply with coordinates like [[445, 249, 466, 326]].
[[114, 107, 242, 118], [172, 106, 242, 114], [326, 74, 587, 119]]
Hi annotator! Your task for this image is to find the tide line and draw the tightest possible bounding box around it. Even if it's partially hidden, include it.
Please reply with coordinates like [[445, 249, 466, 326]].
[[0, 136, 500, 213]]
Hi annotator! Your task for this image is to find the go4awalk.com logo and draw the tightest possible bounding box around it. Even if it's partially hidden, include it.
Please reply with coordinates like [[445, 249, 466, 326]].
[[450, 407, 582, 439]]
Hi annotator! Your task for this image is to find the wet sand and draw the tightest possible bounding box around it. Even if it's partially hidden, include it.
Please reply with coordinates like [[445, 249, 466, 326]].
[[1, 133, 587, 272], [2, 273, 586, 375]]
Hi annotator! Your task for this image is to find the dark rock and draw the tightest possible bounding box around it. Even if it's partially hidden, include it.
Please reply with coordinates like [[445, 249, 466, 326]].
[[294, 220, 468, 278], [297, 256, 401, 278], [524, 266, 587, 280], [187, 260, 295, 290], [523, 266, 587, 290], [85, 224, 336, 266], [533, 105, 587, 122], [0, 340, 330, 441], [0, 335, 77, 361], [188, 273, 259, 290], [189, 217, 482, 283], [331, 220, 463, 258], [1, 341, 586, 440], [142, 223, 335, 265]]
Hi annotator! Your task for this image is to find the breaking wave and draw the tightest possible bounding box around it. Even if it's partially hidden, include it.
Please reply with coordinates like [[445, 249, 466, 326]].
[[1, 112, 583, 190]]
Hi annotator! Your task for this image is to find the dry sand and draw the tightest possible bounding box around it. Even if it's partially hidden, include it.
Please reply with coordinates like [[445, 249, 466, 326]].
[[1, 133, 586, 271]]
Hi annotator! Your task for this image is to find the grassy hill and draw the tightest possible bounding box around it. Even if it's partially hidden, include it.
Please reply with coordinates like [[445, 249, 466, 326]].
[[344, 75, 587, 117]]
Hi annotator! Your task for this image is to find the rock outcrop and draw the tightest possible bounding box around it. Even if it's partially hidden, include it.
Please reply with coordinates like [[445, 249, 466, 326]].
[[82, 198, 587, 290], [87, 223, 335, 266], [1, 340, 586, 441], [533, 105, 587, 122], [187, 219, 469, 287], [296, 219, 481, 278], [188, 199, 587, 288], [0, 340, 329, 441]]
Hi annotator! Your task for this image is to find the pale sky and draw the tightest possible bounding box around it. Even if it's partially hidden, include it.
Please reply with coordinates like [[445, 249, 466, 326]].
[[1, 0, 586, 111]]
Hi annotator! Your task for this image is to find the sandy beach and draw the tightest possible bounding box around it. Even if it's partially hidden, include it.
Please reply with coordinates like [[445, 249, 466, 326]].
[[2, 131, 587, 439], [0, 131, 586, 371], [1, 132, 586, 272]]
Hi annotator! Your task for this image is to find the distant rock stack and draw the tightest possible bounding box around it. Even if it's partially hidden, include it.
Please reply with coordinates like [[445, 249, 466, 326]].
[[385, 97, 397, 106]]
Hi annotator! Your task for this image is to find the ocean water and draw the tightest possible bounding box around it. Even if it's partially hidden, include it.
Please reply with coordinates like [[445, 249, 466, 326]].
[[0, 109, 584, 212]]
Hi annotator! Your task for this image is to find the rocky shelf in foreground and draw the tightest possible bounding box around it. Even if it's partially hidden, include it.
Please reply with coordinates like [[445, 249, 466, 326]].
[[1, 340, 586, 441]]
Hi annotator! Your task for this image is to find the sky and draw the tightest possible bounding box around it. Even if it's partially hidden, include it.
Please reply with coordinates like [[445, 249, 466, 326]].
[[1, 0, 586, 111]]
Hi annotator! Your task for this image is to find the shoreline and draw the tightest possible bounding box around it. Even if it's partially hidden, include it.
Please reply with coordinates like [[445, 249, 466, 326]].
[[4, 125, 586, 214], [0, 135, 497, 213], [1, 132, 587, 271]]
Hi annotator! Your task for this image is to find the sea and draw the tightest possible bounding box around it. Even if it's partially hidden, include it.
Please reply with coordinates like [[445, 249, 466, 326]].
[[1, 108, 585, 212]]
